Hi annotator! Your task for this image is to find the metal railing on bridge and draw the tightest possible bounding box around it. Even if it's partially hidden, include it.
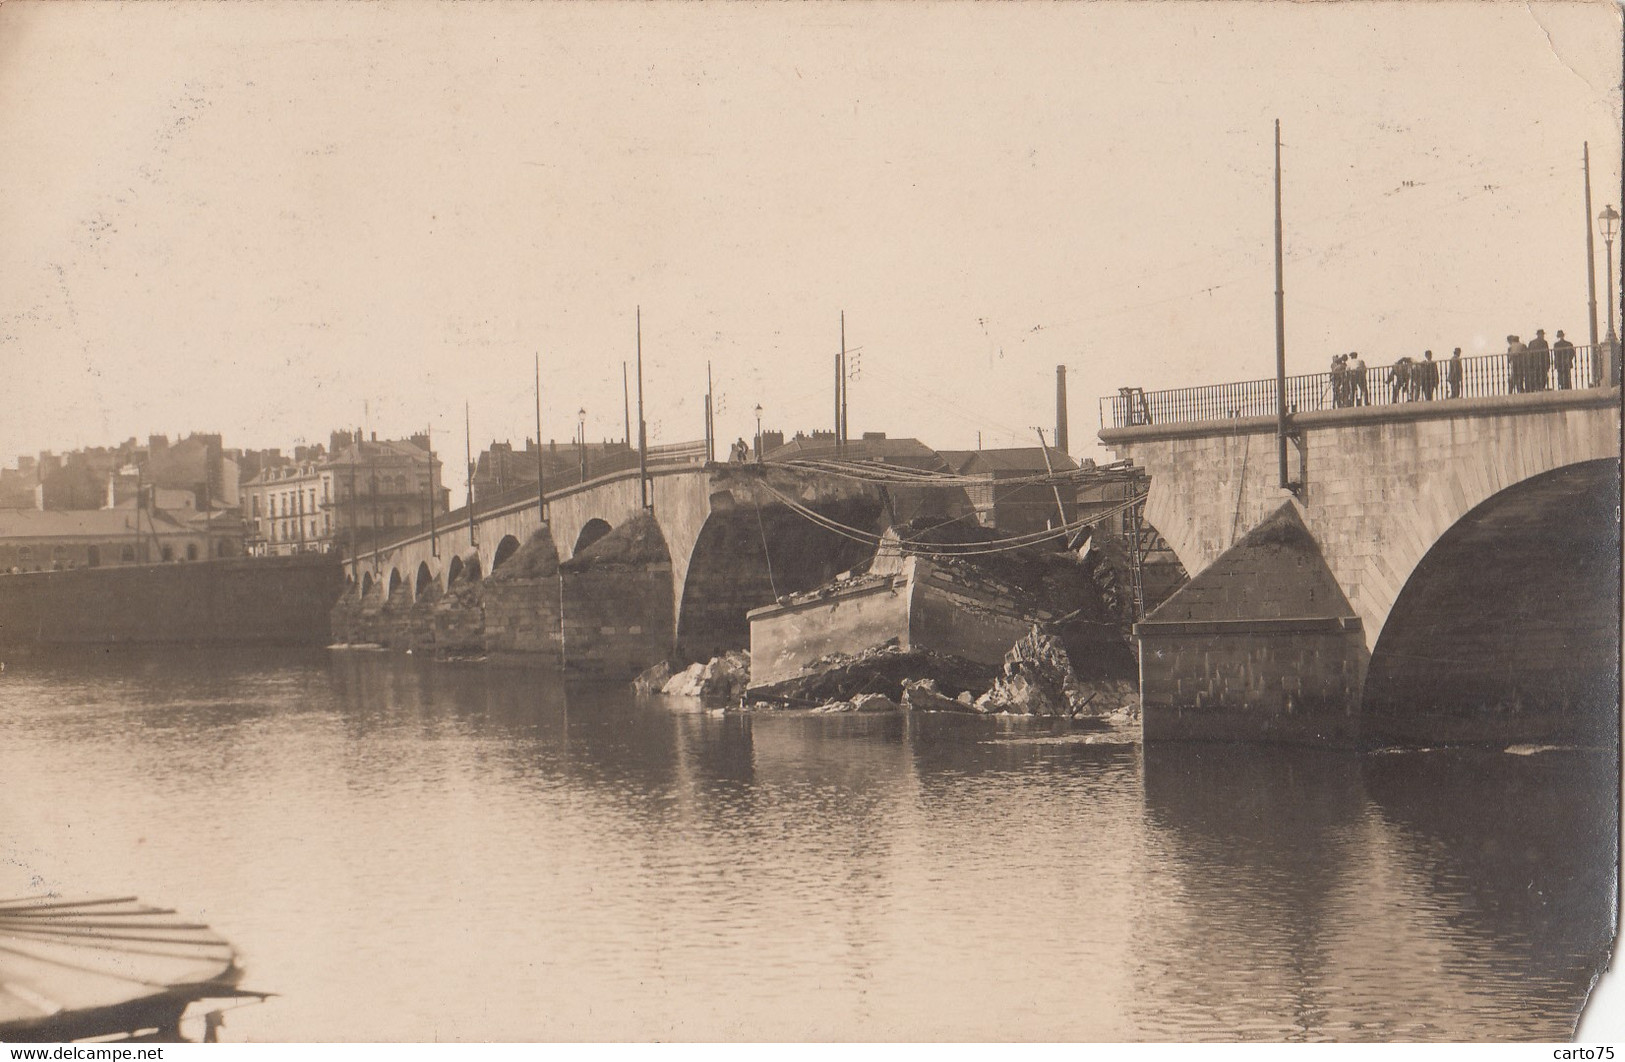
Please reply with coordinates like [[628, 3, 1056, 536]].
[[353, 438, 709, 558], [1100, 343, 1616, 429]]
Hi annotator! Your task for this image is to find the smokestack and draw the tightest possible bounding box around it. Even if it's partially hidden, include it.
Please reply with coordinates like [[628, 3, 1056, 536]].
[[1055, 364, 1069, 455]]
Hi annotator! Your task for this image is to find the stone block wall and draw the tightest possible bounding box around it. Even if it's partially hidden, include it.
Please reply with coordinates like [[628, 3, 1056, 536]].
[[560, 565, 674, 678], [0, 554, 345, 646], [1138, 619, 1367, 746], [484, 577, 563, 666]]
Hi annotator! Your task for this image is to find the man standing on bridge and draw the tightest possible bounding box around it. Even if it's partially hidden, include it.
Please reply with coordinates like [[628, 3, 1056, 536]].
[[1448, 348, 1464, 398], [1420, 350, 1439, 400], [1349, 352, 1369, 406], [1527, 329, 1551, 392], [1553, 330, 1577, 390], [1506, 335, 1527, 393]]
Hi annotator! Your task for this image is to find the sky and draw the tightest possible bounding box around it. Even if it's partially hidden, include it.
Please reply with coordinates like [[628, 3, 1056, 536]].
[[0, 1, 1619, 498]]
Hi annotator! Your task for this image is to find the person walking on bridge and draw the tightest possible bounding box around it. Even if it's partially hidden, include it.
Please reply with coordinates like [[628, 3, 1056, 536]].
[[1553, 330, 1576, 390], [1506, 335, 1527, 393]]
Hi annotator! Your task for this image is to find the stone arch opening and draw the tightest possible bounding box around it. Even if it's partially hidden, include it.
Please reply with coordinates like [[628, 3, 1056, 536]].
[[416, 561, 437, 598], [361, 571, 375, 597], [446, 555, 465, 587], [1362, 458, 1620, 748], [387, 568, 404, 601], [492, 534, 522, 571], [675, 496, 883, 660], [466, 556, 483, 583], [572, 519, 613, 557]]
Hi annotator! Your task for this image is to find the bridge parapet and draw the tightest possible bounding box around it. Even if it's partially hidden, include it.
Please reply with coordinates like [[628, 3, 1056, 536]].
[[1101, 344, 1614, 428]]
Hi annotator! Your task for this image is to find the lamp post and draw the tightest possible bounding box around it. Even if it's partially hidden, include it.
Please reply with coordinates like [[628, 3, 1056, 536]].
[[577, 407, 587, 483], [1600, 204, 1619, 382], [754, 404, 763, 464]]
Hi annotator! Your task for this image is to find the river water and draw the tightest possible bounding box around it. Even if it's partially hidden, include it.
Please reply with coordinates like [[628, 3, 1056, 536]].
[[0, 647, 1615, 1042]]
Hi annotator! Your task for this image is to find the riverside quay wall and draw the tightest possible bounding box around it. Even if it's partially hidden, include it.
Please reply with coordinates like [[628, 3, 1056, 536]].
[[0, 554, 346, 647]]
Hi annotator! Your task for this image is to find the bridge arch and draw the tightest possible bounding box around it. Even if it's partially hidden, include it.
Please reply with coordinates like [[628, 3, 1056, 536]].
[[1362, 458, 1620, 748], [361, 571, 375, 598], [386, 567, 404, 602], [572, 519, 612, 557], [415, 560, 438, 600], [491, 534, 522, 572], [674, 493, 883, 660], [446, 555, 465, 588]]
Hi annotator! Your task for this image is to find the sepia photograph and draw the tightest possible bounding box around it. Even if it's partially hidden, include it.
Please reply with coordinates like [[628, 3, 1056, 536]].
[[0, 0, 1620, 1045]]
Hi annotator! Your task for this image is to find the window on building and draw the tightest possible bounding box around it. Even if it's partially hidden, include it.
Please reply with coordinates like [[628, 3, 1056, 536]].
[[251, 496, 260, 518], [120, 545, 135, 562], [161, 545, 174, 562], [186, 543, 198, 561]]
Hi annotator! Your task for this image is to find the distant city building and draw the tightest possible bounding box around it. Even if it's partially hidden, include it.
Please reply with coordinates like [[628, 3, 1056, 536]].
[[242, 431, 450, 557], [0, 487, 243, 572]]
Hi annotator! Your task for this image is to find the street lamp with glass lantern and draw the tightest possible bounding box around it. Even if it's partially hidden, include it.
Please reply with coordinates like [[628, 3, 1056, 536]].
[[754, 404, 764, 464], [577, 407, 587, 483]]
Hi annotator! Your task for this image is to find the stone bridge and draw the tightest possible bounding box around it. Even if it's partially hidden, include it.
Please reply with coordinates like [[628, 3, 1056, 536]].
[[338, 459, 969, 673], [1100, 384, 1621, 748]]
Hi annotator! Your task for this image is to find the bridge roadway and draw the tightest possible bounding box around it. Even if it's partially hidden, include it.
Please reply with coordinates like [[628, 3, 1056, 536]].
[[1100, 382, 1622, 748], [342, 458, 957, 663]]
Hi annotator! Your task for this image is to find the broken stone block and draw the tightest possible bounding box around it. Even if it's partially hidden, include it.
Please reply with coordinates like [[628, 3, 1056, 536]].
[[852, 692, 900, 713], [901, 678, 979, 714], [633, 660, 674, 695]]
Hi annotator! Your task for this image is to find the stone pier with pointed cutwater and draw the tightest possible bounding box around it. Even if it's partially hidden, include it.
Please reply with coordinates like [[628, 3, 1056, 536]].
[[1102, 382, 1621, 749]]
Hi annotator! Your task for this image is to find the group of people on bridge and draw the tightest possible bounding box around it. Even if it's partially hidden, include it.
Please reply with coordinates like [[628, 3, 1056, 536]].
[[1328, 349, 1460, 407], [1327, 326, 1582, 408], [1503, 329, 1579, 393]]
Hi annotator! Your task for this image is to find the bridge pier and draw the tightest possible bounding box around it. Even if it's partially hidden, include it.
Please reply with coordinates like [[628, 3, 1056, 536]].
[[1105, 387, 1621, 748], [1136, 502, 1368, 746]]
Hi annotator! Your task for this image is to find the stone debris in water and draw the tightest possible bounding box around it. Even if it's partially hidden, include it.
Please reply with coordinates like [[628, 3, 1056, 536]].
[[748, 641, 997, 708], [636, 650, 751, 705], [975, 626, 1125, 718]]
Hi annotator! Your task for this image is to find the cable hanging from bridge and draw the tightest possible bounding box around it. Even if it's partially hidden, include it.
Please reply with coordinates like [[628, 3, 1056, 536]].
[[754, 481, 1145, 559]]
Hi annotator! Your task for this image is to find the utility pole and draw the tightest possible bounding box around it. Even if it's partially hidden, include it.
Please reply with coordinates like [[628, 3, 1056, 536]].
[[833, 347, 842, 448], [535, 354, 548, 523], [348, 455, 358, 581], [839, 311, 849, 448], [705, 361, 715, 464], [465, 402, 476, 547], [1033, 426, 1070, 534], [622, 362, 631, 449], [636, 307, 650, 512], [1273, 119, 1294, 495], [427, 426, 439, 557]]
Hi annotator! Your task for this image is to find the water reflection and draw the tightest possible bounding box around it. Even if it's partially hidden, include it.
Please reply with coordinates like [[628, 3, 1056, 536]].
[[0, 649, 1612, 1041]]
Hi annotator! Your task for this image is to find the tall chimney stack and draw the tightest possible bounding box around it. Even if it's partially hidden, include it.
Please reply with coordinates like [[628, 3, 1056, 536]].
[[1054, 364, 1069, 455]]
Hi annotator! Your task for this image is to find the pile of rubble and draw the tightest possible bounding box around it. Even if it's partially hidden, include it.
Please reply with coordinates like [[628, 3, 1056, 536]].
[[636, 625, 1139, 723], [633, 650, 750, 706]]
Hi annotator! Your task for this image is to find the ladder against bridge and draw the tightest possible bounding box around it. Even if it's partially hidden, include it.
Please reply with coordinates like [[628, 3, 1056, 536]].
[[1119, 387, 1151, 426]]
